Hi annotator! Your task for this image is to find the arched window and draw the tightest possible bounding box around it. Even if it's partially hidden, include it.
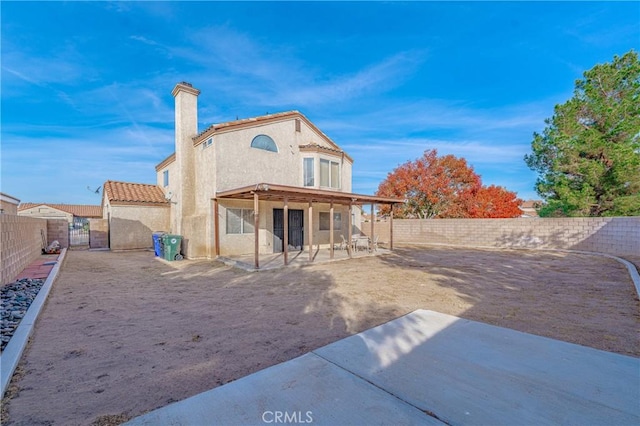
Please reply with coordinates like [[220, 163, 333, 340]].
[[250, 134, 278, 153]]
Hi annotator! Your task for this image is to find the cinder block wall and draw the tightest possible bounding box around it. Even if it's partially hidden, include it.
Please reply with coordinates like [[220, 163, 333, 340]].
[[89, 219, 109, 249], [361, 217, 639, 258], [0, 215, 47, 285], [47, 219, 69, 248]]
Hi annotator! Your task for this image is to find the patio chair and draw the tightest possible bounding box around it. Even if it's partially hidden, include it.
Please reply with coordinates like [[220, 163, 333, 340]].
[[335, 235, 347, 251], [371, 235, 379, 252], [355, 236, 369, 252]]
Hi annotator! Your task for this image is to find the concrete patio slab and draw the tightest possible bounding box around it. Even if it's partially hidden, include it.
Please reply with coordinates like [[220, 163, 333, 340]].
[[126, 310, 639, 425], [126, 352, 441, 425], [314, 310, 640, 425], [218, 246, 391, 271]]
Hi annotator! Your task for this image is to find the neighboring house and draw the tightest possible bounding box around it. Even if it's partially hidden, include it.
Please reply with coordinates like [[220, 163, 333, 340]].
[[102, 180, 170, 251], [18, 203, 102, 223], [0, 193, 20, 215], [108, 82, 401, 265], [520, 200, 542, 218], [18, 203, 102, 246]]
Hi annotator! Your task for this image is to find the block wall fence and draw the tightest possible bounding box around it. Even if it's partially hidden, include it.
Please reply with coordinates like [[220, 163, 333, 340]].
[[89, 219, 109, 249], [1, 216, 69, 285], [47, 219, 69, 249], [361, 217, 639, 259], [1, 215, 46, 285]]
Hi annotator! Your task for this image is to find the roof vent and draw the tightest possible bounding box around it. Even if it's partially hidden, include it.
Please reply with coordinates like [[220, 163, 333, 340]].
[[179, 81, 193, 87]]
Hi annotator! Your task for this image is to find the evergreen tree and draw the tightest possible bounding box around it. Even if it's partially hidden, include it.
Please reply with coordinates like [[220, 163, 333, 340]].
[[525, 50, 640, 217]]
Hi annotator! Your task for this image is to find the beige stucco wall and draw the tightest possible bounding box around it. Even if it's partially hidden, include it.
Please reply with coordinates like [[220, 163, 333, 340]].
[[217, 200, 359, 256], [156, 114, 356, 259], [156, 161, 178, 234], [18, 205, 73, 223], [156, 117, 355, 216], [1, 200, 19, 215], [210, 118, 353, 197], [106, 204, 170, 251]]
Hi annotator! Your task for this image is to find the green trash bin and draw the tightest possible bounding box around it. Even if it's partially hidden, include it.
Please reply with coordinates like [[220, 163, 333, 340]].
[[162, 234, 183, 261]]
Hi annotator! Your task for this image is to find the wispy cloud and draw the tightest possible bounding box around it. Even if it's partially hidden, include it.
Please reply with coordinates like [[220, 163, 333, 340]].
[[163, 26, 427, 110], [2, 125, 173, 203]]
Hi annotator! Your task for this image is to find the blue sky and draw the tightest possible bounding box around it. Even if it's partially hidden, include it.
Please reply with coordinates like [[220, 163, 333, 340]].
[[2, 1, 638, 205]]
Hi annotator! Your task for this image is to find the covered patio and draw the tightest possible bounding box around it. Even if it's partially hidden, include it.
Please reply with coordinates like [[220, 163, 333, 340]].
[[218, 245, 392, 271], [213, 183, 403, 270]]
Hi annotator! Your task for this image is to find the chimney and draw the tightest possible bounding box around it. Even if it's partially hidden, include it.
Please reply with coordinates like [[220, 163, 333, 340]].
[[172, 82, 200, 231]]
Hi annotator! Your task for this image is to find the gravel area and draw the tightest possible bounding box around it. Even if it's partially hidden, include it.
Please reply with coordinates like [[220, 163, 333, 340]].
[[0, 278, 45, 352]]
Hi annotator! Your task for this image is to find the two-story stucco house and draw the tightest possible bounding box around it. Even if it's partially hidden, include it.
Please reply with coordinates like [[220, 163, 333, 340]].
[[152, 82, 400, 267]]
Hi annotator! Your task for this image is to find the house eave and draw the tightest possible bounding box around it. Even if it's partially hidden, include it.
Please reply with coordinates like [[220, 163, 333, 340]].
[[215, 183, 403, 206]]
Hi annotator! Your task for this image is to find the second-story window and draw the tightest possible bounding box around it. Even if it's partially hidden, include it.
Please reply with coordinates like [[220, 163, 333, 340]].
[[320, 159, 340, 189], [163, 170, 169, 187], [303, 158, 314, 187], [251, 135, 278, 152]]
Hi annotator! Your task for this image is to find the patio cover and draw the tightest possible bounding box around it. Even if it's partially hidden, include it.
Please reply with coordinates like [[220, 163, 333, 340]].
[[214, 183, 404, 269]]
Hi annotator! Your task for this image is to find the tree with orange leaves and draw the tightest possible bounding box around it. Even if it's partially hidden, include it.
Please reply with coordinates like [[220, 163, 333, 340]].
[[376, 149, 522, 218]]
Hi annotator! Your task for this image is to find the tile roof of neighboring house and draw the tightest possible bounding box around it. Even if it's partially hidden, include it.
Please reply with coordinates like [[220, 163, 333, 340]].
[[18, 203, 102, 217], [103, 180, 169, 206], [521, 200, 542, 209], [520, 200, 542, 217]]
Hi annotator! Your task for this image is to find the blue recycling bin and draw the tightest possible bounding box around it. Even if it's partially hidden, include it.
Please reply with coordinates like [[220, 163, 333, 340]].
[[152, 232, 166, 257]]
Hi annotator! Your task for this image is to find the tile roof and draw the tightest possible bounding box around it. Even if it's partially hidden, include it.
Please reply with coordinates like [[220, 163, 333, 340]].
[[18, 203, 102, 217], [299, 143, 353, 163], [194, 111, 302, 141], [103, 180, 169, 206]]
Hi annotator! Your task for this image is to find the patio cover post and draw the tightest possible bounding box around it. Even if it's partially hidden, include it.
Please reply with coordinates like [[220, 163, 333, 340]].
[[254, 192, 259, 269], [213, 198, 220, 257], [347, 202, 353, 258], [329, 201, 334, 259], [370, 203, 375, 251], [283, 197, 289, 266], [308, 201, 313, 262], [389, 206, 394, 251]]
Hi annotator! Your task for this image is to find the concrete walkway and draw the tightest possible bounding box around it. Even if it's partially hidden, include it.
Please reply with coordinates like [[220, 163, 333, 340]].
[[126, 310, 639, 425]]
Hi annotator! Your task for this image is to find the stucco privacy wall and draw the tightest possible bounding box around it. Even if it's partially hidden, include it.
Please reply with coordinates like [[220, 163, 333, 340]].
[[0, 215, 47, 285], [361, 217, 639, 258], [108, 205, 169, 251]]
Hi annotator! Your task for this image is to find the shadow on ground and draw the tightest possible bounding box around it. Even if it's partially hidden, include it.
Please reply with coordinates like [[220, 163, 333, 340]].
[[2, 246, 638, 425]]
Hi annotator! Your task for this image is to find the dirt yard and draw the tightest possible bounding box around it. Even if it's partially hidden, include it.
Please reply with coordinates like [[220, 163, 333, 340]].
[[3, 246, 639, 425]]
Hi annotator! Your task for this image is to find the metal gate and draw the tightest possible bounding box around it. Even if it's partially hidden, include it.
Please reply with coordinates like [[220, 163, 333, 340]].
[[69, 217, 90, 246], [273, 209, 304, 252]]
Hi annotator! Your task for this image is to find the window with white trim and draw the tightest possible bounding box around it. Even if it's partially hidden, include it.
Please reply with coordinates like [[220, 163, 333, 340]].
[[226, 208, 255, 234], [303, 158, 314, 187], [319, 212, 342, 231], [320, 158, 340, 189]]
